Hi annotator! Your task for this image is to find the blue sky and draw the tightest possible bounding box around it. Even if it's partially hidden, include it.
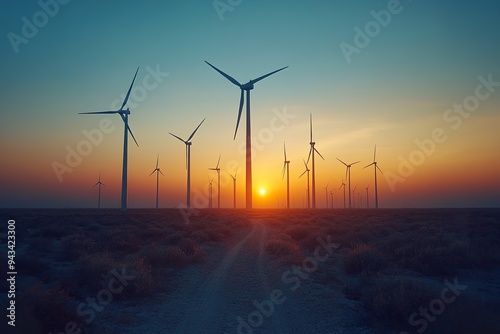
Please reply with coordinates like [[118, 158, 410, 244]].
[[1, 0, 499, 208]]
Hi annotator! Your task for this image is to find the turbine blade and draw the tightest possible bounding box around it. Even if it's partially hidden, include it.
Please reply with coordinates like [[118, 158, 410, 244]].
[[281, 163, 286, 180], [125, 123, 139, 147], [299, 170, 307, 178], [345, 167, 348, 180], [314, 147, 325, 160], [283, 142, 287, 161], [149, 170, 156, 176], [121, 67, 139, 110], [303, 159, 308, 169], [351, 161, 361, 166], [204, 61, 241, 87], [337, 158, 348, 167], [92, 182, 98, 188], [159, 170, 164, 176], [187, 118, 205, 142], [234, 89, 244, 140], [363, 162, 375, 169], [169, 132, 186, 143], [216, 154, 221, 169], [376, 164, 384, 175], [374, 144, 377, 161], [251, 66, 288, 84], [156, 154, 159, 169], [79, 111, 118, 115], [310, 113, 313, 142], [307, 147, 313, 164]]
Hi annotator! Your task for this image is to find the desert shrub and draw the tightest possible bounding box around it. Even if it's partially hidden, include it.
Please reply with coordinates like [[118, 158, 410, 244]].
[[285, 225, 310, 241], [164, 247, 189, 268], [190, 230, 210, 243], [343, 243, 387, 275], [124, 257, 153, 297], [76, 252, 119, 291], [178, 237, 198, 255], [361, 276, 433, 326], [19, 282, 84, 333], [61, 233, 97, 260], [266, 233, 303, 263]]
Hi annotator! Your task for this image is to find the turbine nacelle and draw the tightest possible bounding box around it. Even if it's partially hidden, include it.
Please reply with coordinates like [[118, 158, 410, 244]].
[[241, 82, 255, 90]]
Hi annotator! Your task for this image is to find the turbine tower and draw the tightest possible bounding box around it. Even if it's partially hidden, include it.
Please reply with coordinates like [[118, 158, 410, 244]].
[[92, 173, 105, 209], [208, 178, 213, 209], [307, 114, 325, 209], [339, 178, 347, 209], [149, 154, 164, 209], [324, 183, 329, 209], [299, 159, 311, 209], [365, 185, 370, 208], [330, 190, 334, 209], [209, 154, 221, 209], [337, 158, 360, 208], [229, 170, 237, 209], [363, 145, 383, 209], [205, 61, 288, 209], [80, 67, 140, 211], [352, 185, 357, 208], [282, 142, 290, 209], [169, 118, 205, 208]]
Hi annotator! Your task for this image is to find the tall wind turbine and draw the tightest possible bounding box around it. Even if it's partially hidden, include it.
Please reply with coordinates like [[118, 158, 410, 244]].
[[170, 118, 206, 208], [149, 154, 164, 209], [337, 158, 360, 208], [80, 67, 140, 211], [363, 145, 383, 209], [205, 61, 288, 209], [229, 170, 237, 209], [339, 178, 347, 209], [92, 173, 105, 209], [306, 114, 325, 209], [299, 159, 311, 209], [209, 154, 221, 209], [282, 142, 290, 209]]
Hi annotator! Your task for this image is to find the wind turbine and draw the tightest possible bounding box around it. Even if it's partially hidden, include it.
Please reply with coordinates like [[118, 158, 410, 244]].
[[92, 173, 105, 209], [149, 154, 164, 209], [352, 185, 357, 208], [80, 67, 140, 211], [209, 154, 221, 209], [339, 178, 346, 209], [299, 159, 311, 209], [229, 170, 238, 209], [306, 114, 325, 209], [169, 118, 206, 208], [205, 61, 288, 209], [339, 178, 347, 209], [337, 158, 360, 208], [208, 178, 213, 209], [363, 145, 383, 209], [282, 142, 290, 209], [324, 183, 329, 209], [330, 190, 334, 209], [365, 185, 370, 208]]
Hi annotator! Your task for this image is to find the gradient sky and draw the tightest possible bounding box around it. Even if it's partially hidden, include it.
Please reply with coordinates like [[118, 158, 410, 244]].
[[1, 0, 499, 208]]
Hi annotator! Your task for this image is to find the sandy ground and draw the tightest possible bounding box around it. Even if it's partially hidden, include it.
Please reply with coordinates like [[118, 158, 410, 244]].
[[92, 218, 376, 334]]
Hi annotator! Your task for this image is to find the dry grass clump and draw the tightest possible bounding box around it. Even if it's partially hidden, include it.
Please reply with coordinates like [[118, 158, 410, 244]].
[[343, 243, 387, 274], [266, 233, 303, 264]]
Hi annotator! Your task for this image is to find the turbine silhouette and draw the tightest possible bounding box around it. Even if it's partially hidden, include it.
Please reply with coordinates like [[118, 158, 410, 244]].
[[229, 169, 238, 209], [363, 145, 383, 209], [337, 158, 360, 208], [169, 118, 205, 208], [282, 142, 290, 209], [299, 159, 311, 209], [365, 185, 370, 208], [205, 61, 288, 209], [92, 173, 105, 209], [80, 67, 139, 211], [306, 114, 325, 209], [338, 177, 347, 209], [324, 183, 329, 209], [149, 154, 164, 209], [209, 154, 221, 209]]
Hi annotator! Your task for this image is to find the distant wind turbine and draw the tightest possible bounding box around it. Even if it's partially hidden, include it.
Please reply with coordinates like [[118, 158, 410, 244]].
[[170, 118, 206, 208], [365, 185, 370, 209], [229, 170, 238, 209], [330, 190, 334, 209], [339, 178, 347, 209], [306, 114, 325, 209], [352, 185, 357, 208], [92, 173, 105, 209], [209, 154, 221, 209], [363, 145, 383, 209], [149, 154, 164, 209], [299, 159, 311, 209], [282, 142, 290, 209], [208, 178, 213, 209], [80, 67, 140, 211], [337, 158, 360, 208], [324, 183, 329, 209], [205, 61, 288, 209]]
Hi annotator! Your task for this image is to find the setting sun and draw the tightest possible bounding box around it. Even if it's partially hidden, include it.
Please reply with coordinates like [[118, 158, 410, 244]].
[[259, 188, 266, 196]]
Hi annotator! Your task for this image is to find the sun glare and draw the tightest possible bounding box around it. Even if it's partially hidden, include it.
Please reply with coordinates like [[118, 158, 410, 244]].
[[259, 188, 266, 196]]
